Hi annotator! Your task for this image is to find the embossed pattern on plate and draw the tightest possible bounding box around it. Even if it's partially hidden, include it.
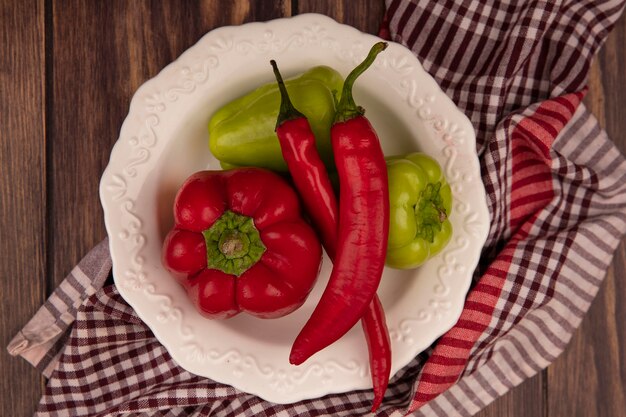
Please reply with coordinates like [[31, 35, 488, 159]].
[[100, 13, 490, 404]]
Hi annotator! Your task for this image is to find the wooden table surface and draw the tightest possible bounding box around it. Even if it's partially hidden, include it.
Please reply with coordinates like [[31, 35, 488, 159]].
[[2, 1, 624, 416]]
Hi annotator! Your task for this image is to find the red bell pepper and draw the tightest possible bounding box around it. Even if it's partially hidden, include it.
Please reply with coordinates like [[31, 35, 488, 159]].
[[162, 167, 323, 319]]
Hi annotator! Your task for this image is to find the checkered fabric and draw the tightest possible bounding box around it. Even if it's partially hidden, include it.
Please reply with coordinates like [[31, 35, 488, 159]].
[[9, 1, 626, 416]]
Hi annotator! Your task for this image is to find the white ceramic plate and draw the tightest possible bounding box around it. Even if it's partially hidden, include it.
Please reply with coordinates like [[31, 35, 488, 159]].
[[100, 13, 489, 404]]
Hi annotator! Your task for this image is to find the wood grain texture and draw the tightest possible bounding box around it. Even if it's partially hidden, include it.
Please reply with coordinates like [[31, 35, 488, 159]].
[[298, 0, 386, 35], [0, 0, 46, 416], [1, 1, 624, 416]]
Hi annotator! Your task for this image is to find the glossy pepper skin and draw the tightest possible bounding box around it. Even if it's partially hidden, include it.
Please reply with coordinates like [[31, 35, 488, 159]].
[[290, 43, 390, 369], [271, 60, 392, 412], [208, 66, 344, 172], [162, 168, 322, 319], [386, 152, 453, 269], [361, 296, 392, 412]]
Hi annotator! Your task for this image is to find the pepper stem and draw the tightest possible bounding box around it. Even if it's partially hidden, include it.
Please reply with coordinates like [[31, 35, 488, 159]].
[[415, 182, 448, 243], [334, 42, 388, 123], [271, 59, 306, 130], [218, 230, 250, 259], [203, 210, 266, 276]]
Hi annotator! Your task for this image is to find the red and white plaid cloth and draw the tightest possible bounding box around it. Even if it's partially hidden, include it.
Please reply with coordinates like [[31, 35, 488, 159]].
[[9, 1, 626, 416]]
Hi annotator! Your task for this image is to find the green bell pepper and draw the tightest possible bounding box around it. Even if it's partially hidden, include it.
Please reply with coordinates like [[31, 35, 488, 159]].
[[385, 152, 453, 269], [208, 66, 344, 172]]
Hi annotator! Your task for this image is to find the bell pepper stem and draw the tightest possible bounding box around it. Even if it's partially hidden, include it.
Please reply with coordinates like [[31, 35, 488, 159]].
[[271, 60, 306, 130], [203, 210, 266, 276], [334, 42, 388, 123], [416, 182, 448, 243]]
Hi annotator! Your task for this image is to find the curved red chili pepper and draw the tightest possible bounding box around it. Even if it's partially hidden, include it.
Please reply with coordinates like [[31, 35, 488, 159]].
[[271, 45, 391, 411], [270, 67, 339, 258], [288, 43, 390, 368]]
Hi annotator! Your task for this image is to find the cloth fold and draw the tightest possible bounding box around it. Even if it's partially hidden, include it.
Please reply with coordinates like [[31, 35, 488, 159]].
[[8, 238, 112, 378], [9, 1, 626, 416]]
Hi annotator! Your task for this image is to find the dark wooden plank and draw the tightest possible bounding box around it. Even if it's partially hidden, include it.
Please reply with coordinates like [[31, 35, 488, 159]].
[[298, 0, 386, 35], [547, 13, 626, 417], [0, 0, 46, 416]]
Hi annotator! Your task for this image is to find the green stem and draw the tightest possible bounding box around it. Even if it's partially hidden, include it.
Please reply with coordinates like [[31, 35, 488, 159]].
[[415, 182, 448, 243], [203, 210, 266, 276], [334, 42, 388, 123], [271, 59, 306, 130]]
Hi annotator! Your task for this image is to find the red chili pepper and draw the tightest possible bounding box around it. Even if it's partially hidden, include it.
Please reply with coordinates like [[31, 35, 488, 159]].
[[362, 296, 392, 412], [162, 168, 322, 319], [270, 61, 339, 259], [270, 46, 391, 411], [289, 43, 390, 365]]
